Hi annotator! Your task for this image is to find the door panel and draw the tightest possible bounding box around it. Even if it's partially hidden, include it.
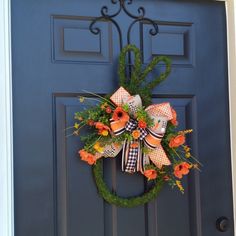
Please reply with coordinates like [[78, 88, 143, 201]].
[[12, 1, 234, 236]]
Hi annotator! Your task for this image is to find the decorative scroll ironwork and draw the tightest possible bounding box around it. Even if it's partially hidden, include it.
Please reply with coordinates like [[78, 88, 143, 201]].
[[89, 0, 159, 77], [89, 0, 159, 51]]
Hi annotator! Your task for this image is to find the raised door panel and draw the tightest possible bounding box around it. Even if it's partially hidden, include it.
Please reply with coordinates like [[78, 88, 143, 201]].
[[54, 95, 198, 236]]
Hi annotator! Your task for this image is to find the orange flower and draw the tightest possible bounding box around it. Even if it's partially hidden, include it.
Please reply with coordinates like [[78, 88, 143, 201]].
[[174, 162, 191, 179], [105, 106, 112, 114], [95, 122, 110, 131], [87, 119, 95, 126], [112, 107, 129, 122], [144, 169, 157, 180], [130, 142, 139, 148], [169, 134, 186, 148], [95, 122, 110, 136], [132, 129, 141, 139], [79, 149, 96, 165], [138, 120, 147, 129], [170, 107, 178, 126]]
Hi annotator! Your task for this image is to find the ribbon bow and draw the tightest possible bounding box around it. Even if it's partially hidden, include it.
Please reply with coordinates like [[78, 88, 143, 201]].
[[107, 87, 173, 173]]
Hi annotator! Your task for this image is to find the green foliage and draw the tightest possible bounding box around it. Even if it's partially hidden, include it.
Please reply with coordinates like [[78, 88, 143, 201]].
[[93, 159, 164, 207], [122, 104, 129, 112], [144, 164, 158, 171], [136, 106, 154, 127], [118, 44, 171, 106]]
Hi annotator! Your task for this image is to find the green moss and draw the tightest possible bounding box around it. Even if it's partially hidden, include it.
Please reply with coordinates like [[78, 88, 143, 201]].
[[78, 45, 175, 207], [118, 44, 171, 106], [92, 159, 164, 208]]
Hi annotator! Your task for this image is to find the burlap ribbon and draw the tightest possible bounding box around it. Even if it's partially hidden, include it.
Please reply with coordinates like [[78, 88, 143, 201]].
[[102, 87, 173, 173]]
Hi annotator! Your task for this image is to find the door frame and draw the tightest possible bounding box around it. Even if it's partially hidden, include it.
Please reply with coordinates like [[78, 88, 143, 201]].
[[0, 0, 14, 236], [0, 0, 235, 235]]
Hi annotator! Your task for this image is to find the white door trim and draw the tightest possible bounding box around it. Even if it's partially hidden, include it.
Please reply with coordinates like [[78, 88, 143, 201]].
[[0, 0, 14, 236], [223, 0, 236, 231], [0, 1, 235, 236]]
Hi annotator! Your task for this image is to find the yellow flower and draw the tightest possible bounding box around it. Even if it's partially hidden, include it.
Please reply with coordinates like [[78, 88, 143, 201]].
[[176, 180, 184, 193], [101, 130, 109, 136], [101, 102, 108, 110], [179, 129, 193, 135], [74, 122, 79, 129], [94, 142, 104, 153], [79, 96, 85, 103], [184, 145, 190, 152], [185, 152, 191, 158]]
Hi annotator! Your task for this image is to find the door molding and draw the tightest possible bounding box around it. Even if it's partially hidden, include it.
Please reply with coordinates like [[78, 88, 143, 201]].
[[223, 0, 236, 231], [0, 1, 235, 236], [0, 0, 14, 236]]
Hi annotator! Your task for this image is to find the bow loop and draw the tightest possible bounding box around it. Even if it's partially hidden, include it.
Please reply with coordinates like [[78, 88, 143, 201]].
[[144, 103, 173, 152], [110, 119, 127, 136], [110, 86, 131, 106], [146, 103, 173, 121], [124, 95, 142, 116], [146, 146, 171, 169]]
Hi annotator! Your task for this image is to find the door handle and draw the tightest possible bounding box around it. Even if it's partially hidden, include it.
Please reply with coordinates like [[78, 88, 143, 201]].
[[216, 217, 230, 232]]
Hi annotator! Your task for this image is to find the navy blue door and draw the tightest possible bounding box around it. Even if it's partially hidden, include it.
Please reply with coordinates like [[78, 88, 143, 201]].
[[12, 1, 234, 235]]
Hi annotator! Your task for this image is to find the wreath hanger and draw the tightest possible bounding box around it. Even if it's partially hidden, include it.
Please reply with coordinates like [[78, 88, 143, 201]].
[[89, 0, 160, 79], [89, 0, 159, 51]]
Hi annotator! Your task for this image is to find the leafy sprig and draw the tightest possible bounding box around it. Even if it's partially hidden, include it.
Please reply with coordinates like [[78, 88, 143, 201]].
[[136, 106, 154, 127]]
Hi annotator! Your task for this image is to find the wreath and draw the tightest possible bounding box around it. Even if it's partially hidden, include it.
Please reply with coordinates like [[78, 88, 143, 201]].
[[69, 45, 200, 207]]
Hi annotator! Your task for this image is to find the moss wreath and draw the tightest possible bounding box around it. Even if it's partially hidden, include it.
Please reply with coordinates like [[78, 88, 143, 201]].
[[89, 44, 171, 207], [74, 45, 197, 207], [92, 159, 164, 207]]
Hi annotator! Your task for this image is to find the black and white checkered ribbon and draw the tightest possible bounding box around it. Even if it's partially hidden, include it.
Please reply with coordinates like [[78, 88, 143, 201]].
[[125, 119, 148, 140], [124, 141, 139, 173], [125, 119, 137, 132], [122, 119, 149, 172]]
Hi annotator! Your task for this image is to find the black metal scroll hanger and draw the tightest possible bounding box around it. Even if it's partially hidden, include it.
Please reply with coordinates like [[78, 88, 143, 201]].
[[89, 0, 159, 75]]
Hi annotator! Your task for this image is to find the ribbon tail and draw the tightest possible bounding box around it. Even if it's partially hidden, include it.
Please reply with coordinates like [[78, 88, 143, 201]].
[[148, 145, 171, 169], [122, 140, 141, 173], [122, 140, 128, 172], [138, 152, 150, 174]]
